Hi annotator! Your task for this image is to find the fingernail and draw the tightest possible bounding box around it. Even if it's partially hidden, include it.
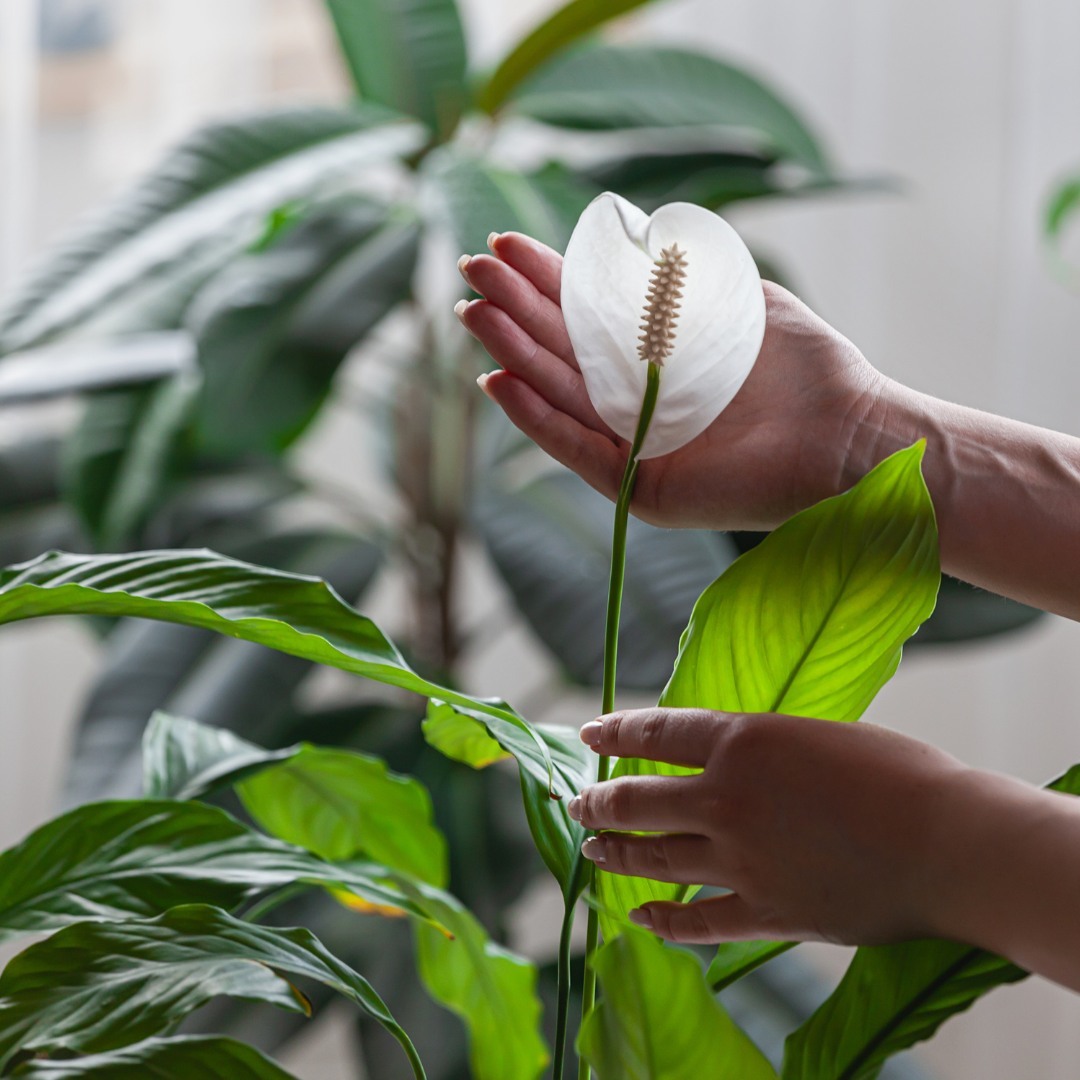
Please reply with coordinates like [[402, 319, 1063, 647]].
[[457, 253, 471, 282], [454, 298, 469, 324], [567, 796, 582, 822], [629, 908, 653, 930], [580, 721, 602, 747], [487, 231, 500, 251], [476, 372, 494, 399], [581, 837, 606, 864]]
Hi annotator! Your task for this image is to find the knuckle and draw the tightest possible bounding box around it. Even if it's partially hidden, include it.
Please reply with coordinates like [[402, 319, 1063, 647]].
[[604, 712, 626, 749], [640, 710, 668, 752]]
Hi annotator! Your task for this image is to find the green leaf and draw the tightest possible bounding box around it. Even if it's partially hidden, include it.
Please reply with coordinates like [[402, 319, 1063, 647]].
[[61, 373, 201, 551], [708, 941, 795, 993], [10, 1036, 298, 1079], [476, 0, 656, 114], [0, 548, 561, 794], [0, 800, 436, 942], [421, 704, 510, 768], [188, 200, 419, 456], [403, 882, 548, 1080], [505, 45, 829, 173], [427, 155, 597, 256], [599, 444, 940, 940], [474, 470, 736, 689], [0, 905, 423, 1077], [0, 107, 422, 354], [324, 0, 468, 139], [577, 929, 776, 1079], [780, 764, 1080, 1079], [1045, 176, 1080, 243]]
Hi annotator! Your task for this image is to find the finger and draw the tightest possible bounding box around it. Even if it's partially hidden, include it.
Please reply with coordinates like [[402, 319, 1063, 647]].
[[460, 300, 610, 435], [463, 254, 576, 368], [489, 231, 563, 305], [580, 709, 727, 768], [582, 832, 713, 885], [634, 895, 770, 944], [570, 774, 701, 832], [478, 370, 622, 500]]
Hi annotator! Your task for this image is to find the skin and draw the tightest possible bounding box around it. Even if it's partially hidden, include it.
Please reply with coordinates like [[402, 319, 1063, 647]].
[[456, 231, 1080, 992]]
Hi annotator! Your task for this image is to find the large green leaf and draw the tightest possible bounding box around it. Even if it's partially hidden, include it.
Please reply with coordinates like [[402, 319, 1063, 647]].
[[505, 45, 829, 173], [474, 470, 736, 690], [577, 929, 776, 1079], [187, 200, 420, 456], [0, 905, 423, 1077], [324, 0, 468, 139], [598, 444, 940, 939], [0, 548, 561, 793], [0, 107, 422, 354], [61, 373, 201, 551], [476, 0, 656, 114], [780, 764, 1080, 1079], [11, 1036, 297, 1079], [0, 800, 435, 942]]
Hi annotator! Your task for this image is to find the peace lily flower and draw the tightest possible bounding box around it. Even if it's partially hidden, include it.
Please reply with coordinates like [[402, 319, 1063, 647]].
[[561, 192, 766, 458]]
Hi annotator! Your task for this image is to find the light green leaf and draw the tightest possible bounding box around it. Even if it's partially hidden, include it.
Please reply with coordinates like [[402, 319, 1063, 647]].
[[0, 548, 561, 794], [188, 200, 419, 456], [476, 0, 655, 114], [599, 444, 940, 943], [1045, 176, 1080, 241], [0, 905, 422, 1077], [0, 799, 434, 942], [578, 929, 776, 1079], [0, 107, 422, 354], [780, 764, 1080, 1079], [10, 1036, 298, 1079], [324, 0, 468, 139], [505, 45, 829, 173], [421, 704, 510, 768]]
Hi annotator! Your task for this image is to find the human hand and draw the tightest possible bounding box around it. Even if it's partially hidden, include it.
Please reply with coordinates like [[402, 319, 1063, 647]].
[[566, 708, 995, 947], [457, 232, 885, 531]]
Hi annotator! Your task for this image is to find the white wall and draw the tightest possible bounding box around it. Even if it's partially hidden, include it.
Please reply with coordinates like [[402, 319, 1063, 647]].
[[3, 1, 1080, 1077]]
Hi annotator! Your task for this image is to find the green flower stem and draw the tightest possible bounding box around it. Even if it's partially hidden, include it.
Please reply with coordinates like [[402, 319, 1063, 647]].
[[552, 900, 576, 1080], [576, 361, 662, 1080]]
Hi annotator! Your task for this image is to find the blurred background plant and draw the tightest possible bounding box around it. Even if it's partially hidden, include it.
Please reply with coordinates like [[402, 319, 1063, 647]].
[[0, 0, 1052, 1076]]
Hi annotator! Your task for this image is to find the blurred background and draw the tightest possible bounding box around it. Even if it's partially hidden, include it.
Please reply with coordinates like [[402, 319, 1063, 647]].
[[2, 0, 1080, 1077]]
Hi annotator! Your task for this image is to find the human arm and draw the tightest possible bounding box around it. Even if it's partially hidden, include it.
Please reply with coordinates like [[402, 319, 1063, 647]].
[[458, 233, 1080, 620], [568, 708, 1080, 993]]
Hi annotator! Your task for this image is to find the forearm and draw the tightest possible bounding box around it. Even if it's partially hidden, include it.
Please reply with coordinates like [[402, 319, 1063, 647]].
[[848, 379, 1080, 620]]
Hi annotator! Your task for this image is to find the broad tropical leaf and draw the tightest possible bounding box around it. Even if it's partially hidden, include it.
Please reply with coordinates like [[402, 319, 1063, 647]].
[[598, 444, 940, 942], [0, 107, 422, 354], [0, 905, 423, 1077], [324, 0, 468, 139], [780, 764, 1080, 1079], [577, 929, 776, 1079], [10, 1036, 297, 1079], [187, 200, 420, 456], [476, 0, 655, 114], [0, 800, 434, 942], [708, 941, 796, 993], [0, 548, 561, 793], [504, 45, 829, 173]]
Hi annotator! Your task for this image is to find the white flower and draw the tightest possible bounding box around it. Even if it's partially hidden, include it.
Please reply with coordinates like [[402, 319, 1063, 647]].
[[561, 193, 766, 459]]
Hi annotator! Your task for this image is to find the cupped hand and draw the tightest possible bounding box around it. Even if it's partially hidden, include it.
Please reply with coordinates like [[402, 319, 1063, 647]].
[[457, 232, 885, 531], [565, 709, 982, 947]]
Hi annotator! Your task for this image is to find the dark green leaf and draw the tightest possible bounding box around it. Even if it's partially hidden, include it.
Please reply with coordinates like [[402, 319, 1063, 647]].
[[779, 765, 1080, 1079], [188, 201, 419, 456], [577, 929, 776, 1079], [0, 905, 422, 1077], [61, 373, 201, 551], [0, 800, 435, 942], [0, 548, 560, 793], [11, 1036, 297, 1079], [324, 0, 468, 139], [506, 45, 829, 173], [599, 444, 940, 939], [476, 0, 655, 114], [474, 470, 736, 689], [0, 107, 422, 354], [708, 942, 795, 993]]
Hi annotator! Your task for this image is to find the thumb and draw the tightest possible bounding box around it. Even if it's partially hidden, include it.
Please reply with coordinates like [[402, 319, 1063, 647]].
[[634, 895, 767, 944]]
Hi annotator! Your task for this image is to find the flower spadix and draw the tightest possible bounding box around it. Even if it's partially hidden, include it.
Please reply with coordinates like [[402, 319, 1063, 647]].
[[561, 193, 766, 458]]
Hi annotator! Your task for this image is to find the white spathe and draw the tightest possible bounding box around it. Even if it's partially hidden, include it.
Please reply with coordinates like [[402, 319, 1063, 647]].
[[561, 193, 766, 459]]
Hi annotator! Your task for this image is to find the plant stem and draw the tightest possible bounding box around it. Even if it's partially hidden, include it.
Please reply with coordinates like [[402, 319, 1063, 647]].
[[577, 363, 661, 1080], [552, 900, 576, 1080]]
